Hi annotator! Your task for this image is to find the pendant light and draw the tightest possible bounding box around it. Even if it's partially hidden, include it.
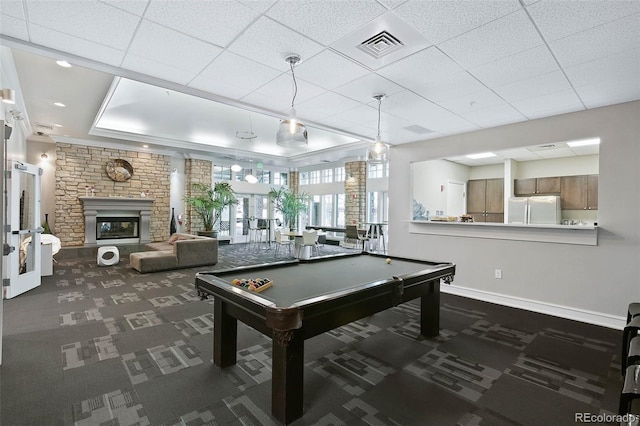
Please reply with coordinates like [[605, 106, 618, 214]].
[[245, 153, 258, 183], [366, 94, 390, 163], [234, 114, 256, 173], [276, 54, 308, 147]]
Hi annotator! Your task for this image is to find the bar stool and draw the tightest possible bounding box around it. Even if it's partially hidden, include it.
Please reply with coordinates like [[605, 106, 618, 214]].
[[620, 364, 640, 415], [623, 317, 640, 375]]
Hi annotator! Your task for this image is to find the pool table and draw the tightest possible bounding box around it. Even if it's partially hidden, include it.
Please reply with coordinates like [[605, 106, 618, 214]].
[[195, 252, 455, 424]]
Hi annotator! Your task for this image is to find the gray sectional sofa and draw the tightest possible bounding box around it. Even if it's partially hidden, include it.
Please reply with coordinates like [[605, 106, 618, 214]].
[[129, 233, 218, 273]]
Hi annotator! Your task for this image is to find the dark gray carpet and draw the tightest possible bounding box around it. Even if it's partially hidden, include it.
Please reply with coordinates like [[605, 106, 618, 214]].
[[0, 243, 624, 425]]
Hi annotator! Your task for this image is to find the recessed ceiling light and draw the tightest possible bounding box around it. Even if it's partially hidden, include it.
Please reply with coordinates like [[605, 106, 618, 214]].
[[54, 102, 66, 107], [54, 123, 63, 127], [142, 144, 149, 148], [466, 152, 496, 159], [56, 60, 72, 68], [566, 138, 600, 147]]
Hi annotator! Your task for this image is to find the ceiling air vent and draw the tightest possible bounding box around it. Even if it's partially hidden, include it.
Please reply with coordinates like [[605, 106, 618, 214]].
[[35, 122, 54, 131], [405, 125, 434, 135], [357, 30, 404, 59]]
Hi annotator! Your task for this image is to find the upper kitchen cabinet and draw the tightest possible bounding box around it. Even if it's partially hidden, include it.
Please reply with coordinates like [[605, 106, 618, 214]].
[[467, 178, 504, 223], [514, 177, 561, 196], [561, 175, 598, 210]]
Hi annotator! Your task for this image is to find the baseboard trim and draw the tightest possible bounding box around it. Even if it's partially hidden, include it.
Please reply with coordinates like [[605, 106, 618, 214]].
[[442, 284, 626, 330]]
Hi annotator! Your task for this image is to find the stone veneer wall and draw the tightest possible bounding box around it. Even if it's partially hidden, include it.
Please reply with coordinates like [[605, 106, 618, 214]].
[[55, 143, 171, 247], [289, 170, 299, 194], [184, 158, 212, 234], [344, 161, 367, 226]]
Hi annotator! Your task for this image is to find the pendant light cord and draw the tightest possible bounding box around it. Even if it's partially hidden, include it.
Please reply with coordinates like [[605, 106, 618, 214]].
[[377, 96, 382, 138], [290, 60, 298, 109]]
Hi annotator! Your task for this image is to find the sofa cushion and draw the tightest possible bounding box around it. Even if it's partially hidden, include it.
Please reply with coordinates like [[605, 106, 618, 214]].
[[130, 251, 178, 273]]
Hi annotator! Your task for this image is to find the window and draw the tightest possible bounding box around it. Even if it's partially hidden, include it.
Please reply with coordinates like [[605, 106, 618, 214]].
[[321, 168, 333, 183], [309, 170, 321, 184], [214, 165, 231, 181], [259, 170, 271, 184], [321, 195, 333, 226], [368, 163, 384, 179], [310, 195, 321, 226], [367, 191, 389, 223], [336, 194, 345, 227], [334, 167, 345, 182], [299, 172, 309, 185], [273, 172, 288, 186], [235, 167, 253, 182]]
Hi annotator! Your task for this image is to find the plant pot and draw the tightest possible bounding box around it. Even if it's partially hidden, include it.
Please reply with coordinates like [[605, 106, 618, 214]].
[[197, 230, 217, 238]]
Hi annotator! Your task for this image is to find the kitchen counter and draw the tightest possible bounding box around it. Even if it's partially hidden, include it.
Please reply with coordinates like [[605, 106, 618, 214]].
[[408, 220, 598, 246]]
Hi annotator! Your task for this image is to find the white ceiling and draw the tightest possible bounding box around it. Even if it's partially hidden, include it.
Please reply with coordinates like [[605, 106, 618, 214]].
[[1, 0, 639, 168]]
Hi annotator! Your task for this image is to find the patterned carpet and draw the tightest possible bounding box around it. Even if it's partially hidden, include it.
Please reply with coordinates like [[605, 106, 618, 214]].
[[0, 242, 624, 425]]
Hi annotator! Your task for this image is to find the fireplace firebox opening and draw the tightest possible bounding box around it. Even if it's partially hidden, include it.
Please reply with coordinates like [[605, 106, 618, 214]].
[[96, 217, 140, 240]]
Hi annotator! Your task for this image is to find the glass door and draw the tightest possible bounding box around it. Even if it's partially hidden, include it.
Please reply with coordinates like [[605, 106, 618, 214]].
[[4, 160, 42, 299]]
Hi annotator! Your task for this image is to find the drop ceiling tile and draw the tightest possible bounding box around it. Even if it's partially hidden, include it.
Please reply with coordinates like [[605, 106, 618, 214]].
[[422, 71, 488, 103], [510, 89, 584, 119], [377, 47, 464, 90], [469, 45, 559, 88], [527, 0, 640, 42], [439, 10, 544, 69], [437, 87, 509, 115], [267, 0, 387, 46], [242, 74, 326, 112], [563, 48, 640, 89], [394, 0, 521, 44], [294, 50, 370, 90], [384, 91, 478, 134], [494, 70, 572, 103], [295, 92, 363, 120], [0, 13, 29, 40], [144, 0, 258, 48], [0, 1, 26, 19], [29, 24, 125, 67], [549, 13, 640, 68], [121, 53, 198, 85], [25, 0, 140, 50], [459, 103, 526, 128], [227, 17, 324, 71], [574, 76, 640, 109], [190, 51, 281, 100], [127, 20, 223, 76], [334, 104, 380, 129], [100, 0, 149, 16], [336, 73, 407, 103]]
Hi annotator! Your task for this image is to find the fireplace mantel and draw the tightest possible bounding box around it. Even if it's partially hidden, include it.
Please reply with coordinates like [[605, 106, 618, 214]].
[[79, 197, 154, 245]]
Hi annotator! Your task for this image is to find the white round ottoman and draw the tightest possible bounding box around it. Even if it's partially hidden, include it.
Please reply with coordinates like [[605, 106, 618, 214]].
[[97, 246, 120, 266]]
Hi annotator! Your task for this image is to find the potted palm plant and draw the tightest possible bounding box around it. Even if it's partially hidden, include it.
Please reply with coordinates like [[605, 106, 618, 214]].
[[185, 182, 238, 237], [268, 187, 309, 231]]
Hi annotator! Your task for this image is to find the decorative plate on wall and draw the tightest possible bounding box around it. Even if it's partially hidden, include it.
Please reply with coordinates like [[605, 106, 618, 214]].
[[106, 159, 133, 182]]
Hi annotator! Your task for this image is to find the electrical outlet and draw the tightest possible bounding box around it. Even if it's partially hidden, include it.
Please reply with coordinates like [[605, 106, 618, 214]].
[[495, 269, 502, 279]]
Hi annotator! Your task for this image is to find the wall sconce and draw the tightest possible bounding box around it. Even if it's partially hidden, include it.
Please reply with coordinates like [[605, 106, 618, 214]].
[[1, 88, 16, 104], [41, 153, 49, 160]]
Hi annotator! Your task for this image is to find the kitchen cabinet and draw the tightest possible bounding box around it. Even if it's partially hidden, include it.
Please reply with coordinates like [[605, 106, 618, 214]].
[[467, 178, 504, 223], [561, 175, 598, 210], [514, 177, 561, 196]]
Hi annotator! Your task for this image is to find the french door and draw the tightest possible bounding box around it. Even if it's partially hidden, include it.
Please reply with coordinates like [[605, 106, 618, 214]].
[[4, 160, 42, 299]]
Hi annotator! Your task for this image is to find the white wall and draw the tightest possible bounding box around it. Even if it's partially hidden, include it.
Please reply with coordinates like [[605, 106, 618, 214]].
[[389, 101, 640, 328], [515, 155, 599, 178], [412, 159, 469, 217]]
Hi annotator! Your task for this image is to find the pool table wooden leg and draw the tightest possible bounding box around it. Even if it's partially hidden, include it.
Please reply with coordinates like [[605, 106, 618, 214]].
[[420, 281, 440, 337], [271, 328, 304, 424], [214, 298, 237, 367]]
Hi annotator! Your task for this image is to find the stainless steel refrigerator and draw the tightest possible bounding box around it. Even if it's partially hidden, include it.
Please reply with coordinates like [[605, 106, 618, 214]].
[[508, 196, 561, 225]]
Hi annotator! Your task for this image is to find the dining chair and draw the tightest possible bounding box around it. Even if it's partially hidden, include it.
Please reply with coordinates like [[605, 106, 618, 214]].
[[274, 230, 293, 258], [299, 230, 320, 258], [345, 225, 368, 251]]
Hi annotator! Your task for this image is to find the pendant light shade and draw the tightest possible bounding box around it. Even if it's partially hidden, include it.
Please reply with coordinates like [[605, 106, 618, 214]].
[[366, 94, 389, 163], [276, 54, 308, 147]]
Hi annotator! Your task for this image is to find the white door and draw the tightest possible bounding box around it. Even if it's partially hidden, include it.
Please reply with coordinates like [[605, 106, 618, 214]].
[[4, 161, 42, 299], [446, 180, 466, 216]]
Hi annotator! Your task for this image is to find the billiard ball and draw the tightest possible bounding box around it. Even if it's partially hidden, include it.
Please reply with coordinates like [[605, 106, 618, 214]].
[[386, 258, 391, 264]]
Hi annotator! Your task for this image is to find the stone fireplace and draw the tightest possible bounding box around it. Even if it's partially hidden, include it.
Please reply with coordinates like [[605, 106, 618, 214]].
[[79, 197, 154, 246]]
